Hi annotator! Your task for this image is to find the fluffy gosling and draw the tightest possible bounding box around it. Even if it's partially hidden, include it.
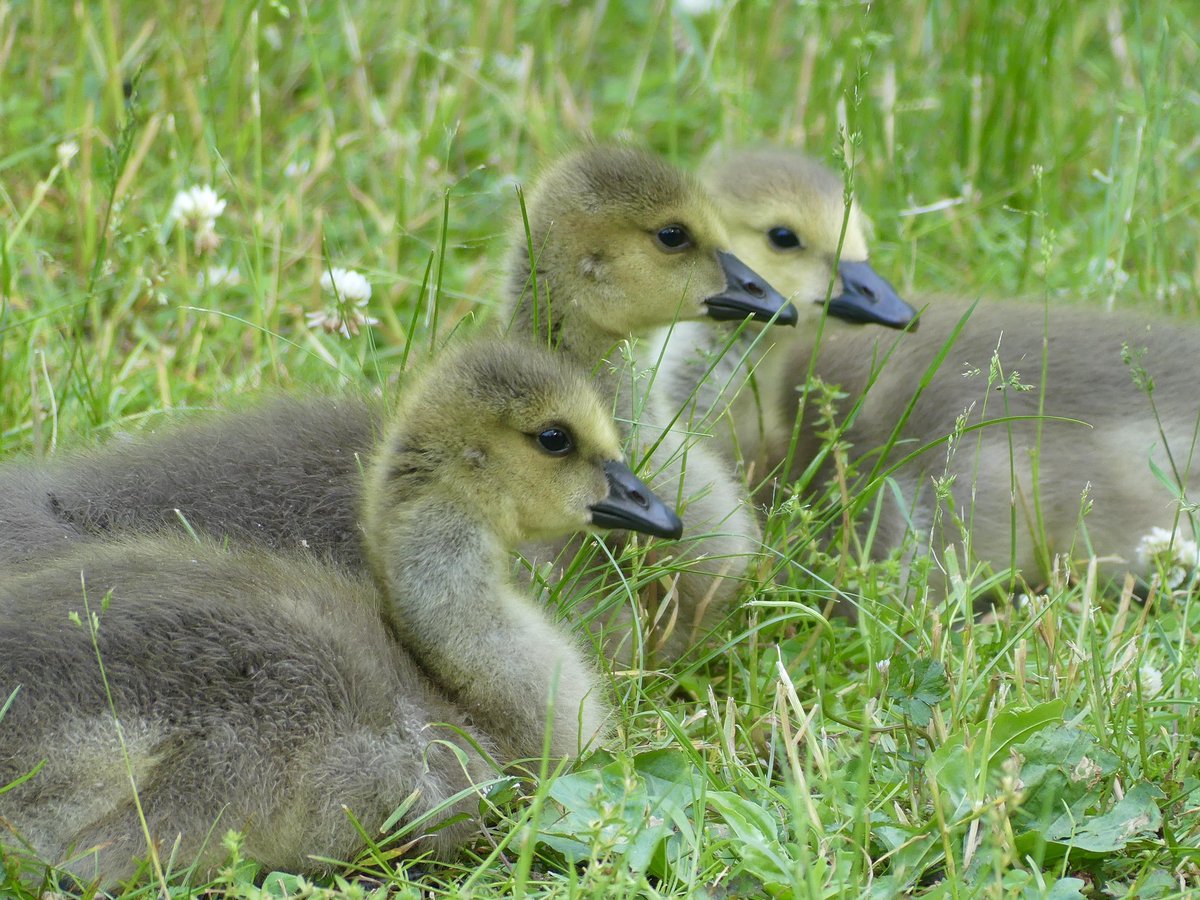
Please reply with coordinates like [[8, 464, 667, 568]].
[[703, 147, 1199, 594]]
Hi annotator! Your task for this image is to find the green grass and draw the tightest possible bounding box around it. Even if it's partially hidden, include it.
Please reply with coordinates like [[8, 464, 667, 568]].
[[2, 0, 1200, 897]]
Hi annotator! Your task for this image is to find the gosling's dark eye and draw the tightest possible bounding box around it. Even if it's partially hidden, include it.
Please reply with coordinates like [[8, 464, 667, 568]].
[[655, 225, 693, 252], [767, 226, 804, 250], [536, 427, 574, 456]]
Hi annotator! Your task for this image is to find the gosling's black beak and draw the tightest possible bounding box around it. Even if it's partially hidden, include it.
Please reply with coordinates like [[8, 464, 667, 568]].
[[826, 259, 918, 330], [589, 460, 683, 540], [704, 251, 799, 327]]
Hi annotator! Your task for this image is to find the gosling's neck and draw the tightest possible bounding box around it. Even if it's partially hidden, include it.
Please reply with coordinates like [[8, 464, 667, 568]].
[[364, 492, 606, 762], [505, 287, 626, 371], [370, 496, 507, 646]]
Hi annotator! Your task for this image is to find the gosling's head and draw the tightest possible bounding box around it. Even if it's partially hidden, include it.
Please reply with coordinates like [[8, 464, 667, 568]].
[[702, 147, 916, 329], [375, 340, 683, 547], [506, 146, 797, 341]]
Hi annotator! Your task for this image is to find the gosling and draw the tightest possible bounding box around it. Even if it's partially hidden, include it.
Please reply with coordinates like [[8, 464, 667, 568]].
[[0, 339, 681, 886], [660, 146, 916, 473], [704, 146, 1198, 593]]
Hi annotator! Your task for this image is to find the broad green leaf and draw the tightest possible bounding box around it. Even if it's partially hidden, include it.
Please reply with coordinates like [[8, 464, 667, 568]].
[[539, 748, 702, 878], [1042, 782, 1164, 853], [927, 700, 1066, 815], [705, 790, 780, 843], [705, 791, 798, 892], [1012, 724, 1121, 839], [888, 658, 948, 726]]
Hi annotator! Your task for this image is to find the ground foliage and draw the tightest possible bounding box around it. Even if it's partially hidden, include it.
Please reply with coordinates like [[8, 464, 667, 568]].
[[1, 0, 1199, 896]]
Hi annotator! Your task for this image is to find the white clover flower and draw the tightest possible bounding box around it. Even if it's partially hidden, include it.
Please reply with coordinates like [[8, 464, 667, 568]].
[[1136, 526, 1199, 590], [675, 0, 722, 14], [197, 264, 241, 288], [169, 185, 227, 230], [1138, 664, 1163, 696], [56, 141, 79, 166], [308, 267, 377, 338], [319, 267, 372, 303], [169, 185, 227, 254]]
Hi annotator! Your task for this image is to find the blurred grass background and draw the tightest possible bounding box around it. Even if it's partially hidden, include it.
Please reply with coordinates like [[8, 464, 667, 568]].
[[2, 0, 1199, 896]]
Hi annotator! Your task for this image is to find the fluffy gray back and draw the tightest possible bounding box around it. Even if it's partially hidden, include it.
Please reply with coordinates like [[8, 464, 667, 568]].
[[0, 394, 381, 567], [0, 537, 489, 882]]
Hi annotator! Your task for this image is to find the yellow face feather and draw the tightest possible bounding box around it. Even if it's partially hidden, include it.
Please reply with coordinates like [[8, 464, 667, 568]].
[[701, 147, 872, 307], [373, 340, 630, 545], [507, 146, 769, 339]]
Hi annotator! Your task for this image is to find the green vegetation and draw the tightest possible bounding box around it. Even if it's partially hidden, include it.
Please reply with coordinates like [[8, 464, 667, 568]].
[[2, 0, 1198, 896]]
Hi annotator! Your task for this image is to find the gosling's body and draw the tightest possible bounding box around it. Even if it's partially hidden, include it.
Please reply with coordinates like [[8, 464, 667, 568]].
[[0, 539, 488, 884], [500, 146, 798, 661], [775, 298, 1200, 587], [0, 466, 83, 563], [703, 147, 1197, 588], [0, 340, 679, 884], [0, 395, 379, 567]]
